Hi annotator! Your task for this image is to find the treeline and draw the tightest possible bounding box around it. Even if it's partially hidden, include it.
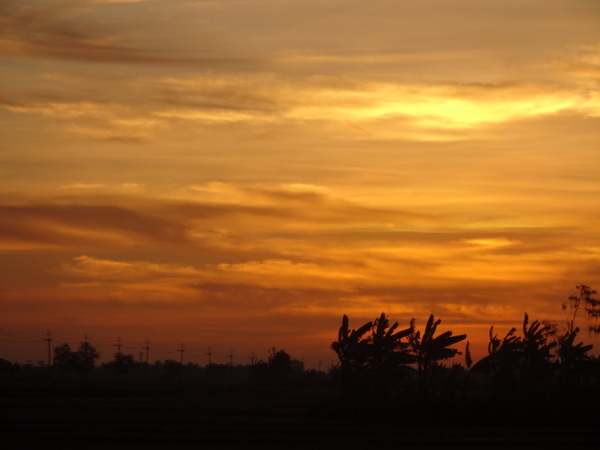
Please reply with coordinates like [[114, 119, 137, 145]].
[[0, 346, 325, 387]]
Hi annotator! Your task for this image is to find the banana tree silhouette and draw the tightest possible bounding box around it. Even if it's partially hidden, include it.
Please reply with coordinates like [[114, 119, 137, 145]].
[[472, 313, 556, 398], [462, 341, 473, 400], [368, 313, 415, 401], [520, 313, 555, 394], [331, 314, 373, 397], [410, 314, 466, 397], [556, 327, 594, 390], [331, 313, 414, 411], [471, 325, 522, 397], [370, 313, 415, 369]]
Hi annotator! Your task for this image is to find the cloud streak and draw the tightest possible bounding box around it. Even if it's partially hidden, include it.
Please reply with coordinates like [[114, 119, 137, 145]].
[[2, 187, 596, 311], [3, 69, 598, 147]]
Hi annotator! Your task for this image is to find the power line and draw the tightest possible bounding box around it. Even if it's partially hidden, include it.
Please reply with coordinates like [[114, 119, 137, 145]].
[[0, 336, 41, 344], [51, 331, 85, 341], [0, 328, 43, 344], [0, 327, 41, 339]]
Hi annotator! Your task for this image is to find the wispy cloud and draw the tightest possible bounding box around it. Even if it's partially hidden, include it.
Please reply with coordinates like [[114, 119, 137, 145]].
[[546, 44, 600, 81], [0, 0, 261, 66], [61, 183, 107, 190]]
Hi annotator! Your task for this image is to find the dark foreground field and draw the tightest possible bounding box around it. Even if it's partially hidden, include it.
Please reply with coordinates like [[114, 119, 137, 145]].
[[1, 383, 599, 449]]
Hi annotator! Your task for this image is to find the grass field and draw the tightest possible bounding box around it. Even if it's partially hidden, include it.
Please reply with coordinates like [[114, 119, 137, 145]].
[[2, 382, 599, 449]]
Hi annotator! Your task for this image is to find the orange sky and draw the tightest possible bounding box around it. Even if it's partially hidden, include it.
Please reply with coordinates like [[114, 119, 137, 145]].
[[1, 0, 600, 367]]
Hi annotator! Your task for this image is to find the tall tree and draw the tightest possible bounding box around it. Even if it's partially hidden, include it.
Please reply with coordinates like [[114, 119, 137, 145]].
[[78, 341, 100, 372], [53, 343, 79, 372], [563, 284, 600, 335]]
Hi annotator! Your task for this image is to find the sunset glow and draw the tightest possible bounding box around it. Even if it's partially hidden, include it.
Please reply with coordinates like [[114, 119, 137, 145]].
[[1, 0, 599, 367]]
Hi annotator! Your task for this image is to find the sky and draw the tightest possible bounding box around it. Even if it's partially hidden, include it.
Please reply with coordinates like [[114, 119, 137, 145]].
[[1, 0, 599, 368]]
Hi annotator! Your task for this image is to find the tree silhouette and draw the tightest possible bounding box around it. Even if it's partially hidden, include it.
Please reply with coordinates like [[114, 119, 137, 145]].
[[78, 341, 100, 372], [563, 284, 600, 335], [369, 313, 415, 373], [53, 342, 100, 373], [331, 313, 417, 412], [465, 341, 473, 370], [330, 314, 373, 399], [472, 313, 555, 399], [410, 314, 466, 397], [53, 343, 79, 372], [332, 312, 471, 411], [268, 348, 293, 383], [108, 352, 138, 375], [367, 313, 416, 404], [471, 325, 522, 397], [559, 328, 593, 374], [519, 313, 555, 395]]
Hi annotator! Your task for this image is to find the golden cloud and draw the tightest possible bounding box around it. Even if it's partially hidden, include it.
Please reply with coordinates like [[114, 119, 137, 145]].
[[63, 255, 202, 281]]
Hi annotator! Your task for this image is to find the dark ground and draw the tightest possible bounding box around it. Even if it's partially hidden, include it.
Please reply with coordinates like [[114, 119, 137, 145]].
[[1, 383, 598, 449]]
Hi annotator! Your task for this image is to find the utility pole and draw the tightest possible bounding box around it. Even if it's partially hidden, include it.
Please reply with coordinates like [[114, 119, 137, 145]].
[[143, 339, 150, 364], [82, 333, 89, 369], [249, 351, 256, 365], [318, 359, 322, 372], [114, 336, 122, 360], [205, 346, 212, 365], [227, 349, 234, 383], [177, 343, 185, 384], [178, 343, 185, 365], [43, 329, 52, 377], [142, 339, 150, 383]]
